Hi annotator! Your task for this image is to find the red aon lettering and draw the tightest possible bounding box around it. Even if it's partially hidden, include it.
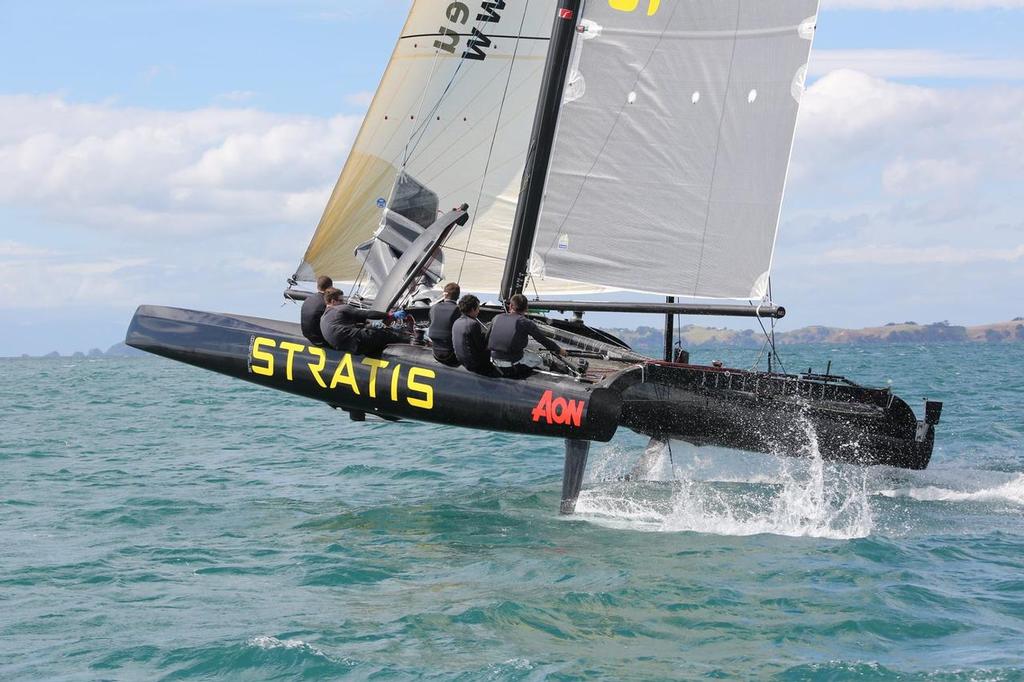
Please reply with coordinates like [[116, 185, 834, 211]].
[[531, 390, 585, 428]]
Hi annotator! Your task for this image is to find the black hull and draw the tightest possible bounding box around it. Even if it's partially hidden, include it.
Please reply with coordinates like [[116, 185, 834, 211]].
[[126, 306, 939, 470], [126, 306, 620, 442], [612, 364, 937, 469]]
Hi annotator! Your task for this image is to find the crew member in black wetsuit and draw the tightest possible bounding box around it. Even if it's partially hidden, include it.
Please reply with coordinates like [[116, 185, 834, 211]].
[[488, 294, 564, 379], [452, 294, 498, 377], [319, 288, 405, 356], [428, 282, 461, 366], [299, 275, 333, 346]]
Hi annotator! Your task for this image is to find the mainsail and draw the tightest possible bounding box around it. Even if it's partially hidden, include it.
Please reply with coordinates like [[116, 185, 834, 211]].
[[530, 0, 819, 299], [296, 0, 558, 294]]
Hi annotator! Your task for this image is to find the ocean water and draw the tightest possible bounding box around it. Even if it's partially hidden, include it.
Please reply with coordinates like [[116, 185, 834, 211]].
[[1, 343, 1023, 680]]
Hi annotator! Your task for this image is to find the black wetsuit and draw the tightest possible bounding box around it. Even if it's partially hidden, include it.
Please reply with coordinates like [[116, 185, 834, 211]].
[[300, 292, 327, 346], [487, 312, 560, 379], [428, 298, 461, 366], [452, 316, 498, 377], [320, 304, 397, 356]]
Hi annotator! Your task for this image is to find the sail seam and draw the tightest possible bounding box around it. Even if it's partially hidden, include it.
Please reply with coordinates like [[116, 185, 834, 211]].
[[401, 33, 549, 41], [691, 0, 745, 297], [407, 64, 544, 176]]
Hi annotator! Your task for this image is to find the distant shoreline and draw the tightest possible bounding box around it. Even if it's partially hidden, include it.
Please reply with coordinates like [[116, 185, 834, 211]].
[[5, 320, 1023, 359], [608, 319, 1024, 354]]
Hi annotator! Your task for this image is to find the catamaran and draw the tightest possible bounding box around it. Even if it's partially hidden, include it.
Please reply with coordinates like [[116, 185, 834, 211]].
[[126, 0, 942, 513]]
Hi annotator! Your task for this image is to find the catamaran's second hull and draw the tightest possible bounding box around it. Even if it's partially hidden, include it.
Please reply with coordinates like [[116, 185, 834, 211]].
[[611, 363, 939, 470]]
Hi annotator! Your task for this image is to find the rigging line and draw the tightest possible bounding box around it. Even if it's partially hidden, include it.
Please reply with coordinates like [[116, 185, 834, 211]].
[[538, 0, 686, 261], [401, 42, 448, 168], [405, 63, 545, 178], [357, 24, 487, 296], [528, 271, 541, 301], [402, 61, 467, 164], [402, 6, 515, 165], [404, 61, 546, 166], [420, 150, 524, 202], [749, 338, 770, 372], [354, 52, 422, 156], [690, 0, 745, 295], [351, 44, 449, 298], [751, 299, 786, 375], [675, 311, 682, 355], [408, 92, 541, 185], [458, 0, 533, 283], [768, 276, 783, 371], [439, 246, 506, 261]]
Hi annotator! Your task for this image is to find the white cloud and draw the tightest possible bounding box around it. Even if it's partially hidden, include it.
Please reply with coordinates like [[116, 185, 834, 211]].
[[881, 157, 978, 195], [823, 0, 1024, 9], [0, 240, 56, 257], [235, 257, 296, 276], [0, 94, 363, 235], [792, 70, 1024, 189], [811, 50, 1024, 80], [215, 90, 258, 104], [820, 244, 1024, 265], [774, 69, 1024, 327], [0, 253, 154, 309]]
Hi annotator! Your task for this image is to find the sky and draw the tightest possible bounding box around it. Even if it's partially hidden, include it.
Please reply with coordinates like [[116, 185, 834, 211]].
[[1, 0, 1022, 355]]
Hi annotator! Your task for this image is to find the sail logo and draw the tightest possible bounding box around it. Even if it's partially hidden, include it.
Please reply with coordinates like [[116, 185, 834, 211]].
[[531, 390, 585, 428], [434, 1, 505, 61], [248, 336, 434, 410], [609, 0, 660, 15]]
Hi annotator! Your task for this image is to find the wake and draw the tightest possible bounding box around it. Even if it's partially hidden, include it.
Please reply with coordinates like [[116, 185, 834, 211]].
[[575, 419, 874, 540], [878, 473, 1024, 506]]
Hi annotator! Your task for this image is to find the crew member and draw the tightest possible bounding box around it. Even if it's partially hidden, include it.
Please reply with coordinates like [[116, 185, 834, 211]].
[[488, 294, 564, 379], [428, 282, 461, 366], [452, 294, 498, 377], [300, 275, 333, 346], [320, 287, 405, 356]]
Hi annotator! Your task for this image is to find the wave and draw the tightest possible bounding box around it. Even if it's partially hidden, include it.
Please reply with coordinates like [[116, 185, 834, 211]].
[[878, 474, 1024, 506], [247, 636, 328, 659]]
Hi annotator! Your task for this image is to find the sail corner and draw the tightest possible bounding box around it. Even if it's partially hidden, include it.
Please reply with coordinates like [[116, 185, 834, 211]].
[[798, 15, 817, 41], [293, 261, 316, 283], [791, 64, 809, 103], [750, 272, 771, 301]]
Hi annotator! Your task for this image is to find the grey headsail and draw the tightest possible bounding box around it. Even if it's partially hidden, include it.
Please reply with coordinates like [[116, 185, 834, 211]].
[[530, 0, 819, 299]]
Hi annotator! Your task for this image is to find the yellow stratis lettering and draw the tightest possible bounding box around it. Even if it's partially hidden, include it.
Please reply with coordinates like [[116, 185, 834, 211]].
[[609, 0, 660, 16], [247, 336, 435, 411]]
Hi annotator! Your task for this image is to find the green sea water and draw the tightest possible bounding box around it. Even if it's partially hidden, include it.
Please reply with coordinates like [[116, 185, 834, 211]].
[[2, 343, 1023, 680]]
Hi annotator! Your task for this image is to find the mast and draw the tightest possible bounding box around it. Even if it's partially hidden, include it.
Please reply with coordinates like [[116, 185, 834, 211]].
[[499, 0, 582, 302], [663, 296, 674, 362]]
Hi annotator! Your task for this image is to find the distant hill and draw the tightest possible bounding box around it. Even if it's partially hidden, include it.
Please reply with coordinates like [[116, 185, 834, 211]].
[[10, 342, 147, 360], [6, 320, 1023, 359], [607, 319, 1024, 356]]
